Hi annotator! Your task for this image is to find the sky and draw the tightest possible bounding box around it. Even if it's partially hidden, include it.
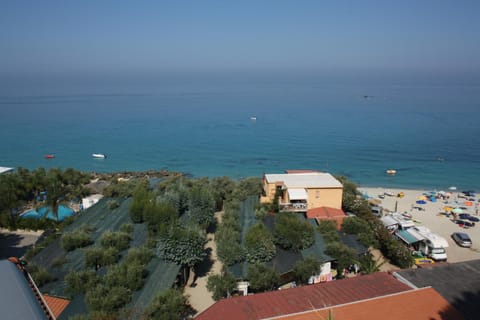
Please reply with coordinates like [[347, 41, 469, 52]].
[[1, 0, 480, 89]]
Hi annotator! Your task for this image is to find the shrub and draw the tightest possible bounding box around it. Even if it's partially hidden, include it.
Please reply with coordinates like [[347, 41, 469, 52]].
[[293, 256, 322, 284], [107, 200, 120, 210], [65, 269, 100, 294], [144, 289, 194, 320], [84, 247, 119, 269], [85, 284, 131, 313], [125, 246, 154, 266], [119, 223, 134, 234], [100, 231, 131, 251], [342, 216, 369, 234], [51, 255, 68, 268], [247, 264, 280, 293], [325, 242, 357, 278], [105, 262, 146, 291], [318, 220, 337, 233], [30, 266, 54, 287], [61, 230, 93, 251], [206, 267, 236, 301], [274, 212, 314, 252], [244, 223, 276, 264]]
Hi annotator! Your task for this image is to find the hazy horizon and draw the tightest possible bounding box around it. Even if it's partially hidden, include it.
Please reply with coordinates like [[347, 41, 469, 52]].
[[2, 1, 480, 95]]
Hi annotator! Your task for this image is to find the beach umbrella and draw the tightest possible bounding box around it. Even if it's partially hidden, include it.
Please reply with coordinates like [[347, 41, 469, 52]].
[[418, 195, 427, 201], [452, 207, 463, 214], [465, 201, 473, 206], [443, 206, 453, 212], [416, 200, 427, 205]]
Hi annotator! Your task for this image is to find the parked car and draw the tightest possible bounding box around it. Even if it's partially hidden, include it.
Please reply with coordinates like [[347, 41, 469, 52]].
[[454, 220, 475, 228], [468, 216, 480, 222], [451, 232, 472, 247], [458, 213, 480, 222]]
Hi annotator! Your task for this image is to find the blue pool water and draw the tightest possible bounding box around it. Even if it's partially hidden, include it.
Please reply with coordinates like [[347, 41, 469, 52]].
[[21, 205, 75, 221]]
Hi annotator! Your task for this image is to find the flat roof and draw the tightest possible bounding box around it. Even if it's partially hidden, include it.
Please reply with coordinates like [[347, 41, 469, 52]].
[[0, 167, 14, 174], [265, 172, 342, 189]]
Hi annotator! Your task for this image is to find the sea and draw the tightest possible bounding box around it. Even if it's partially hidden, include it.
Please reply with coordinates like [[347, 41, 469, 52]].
[[1, 77, 479, 191]]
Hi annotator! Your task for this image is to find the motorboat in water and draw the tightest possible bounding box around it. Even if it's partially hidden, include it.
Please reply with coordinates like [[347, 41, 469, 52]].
[[44, 154, 55, 159], [386, 169, 397, 175], [92, 153, 106, 159]]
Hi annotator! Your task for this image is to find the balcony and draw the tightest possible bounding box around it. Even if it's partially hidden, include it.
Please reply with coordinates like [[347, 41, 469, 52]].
[[280, 202, 307, 212]]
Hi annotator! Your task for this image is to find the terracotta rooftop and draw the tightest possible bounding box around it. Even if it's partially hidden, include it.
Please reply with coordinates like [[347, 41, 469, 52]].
[[306, 207, 346, 219], [43, 295, 70, 319], [273, 287, 462, 320], [195, 272, 411, 320], [284, 170, 321, 174]]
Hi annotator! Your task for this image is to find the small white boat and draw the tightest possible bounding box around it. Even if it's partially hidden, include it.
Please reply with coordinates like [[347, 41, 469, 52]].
[[250, 116, 257, 121], [92, 153, 106, 159], [386, 169, 397, 175]]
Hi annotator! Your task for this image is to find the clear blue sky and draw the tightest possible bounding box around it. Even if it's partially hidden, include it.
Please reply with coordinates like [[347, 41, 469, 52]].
[[1, 0, 479, 85]]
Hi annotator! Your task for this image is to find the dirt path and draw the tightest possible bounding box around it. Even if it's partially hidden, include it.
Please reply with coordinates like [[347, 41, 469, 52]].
[[369, 248, 401, 272], [184, 211, 224, 315]]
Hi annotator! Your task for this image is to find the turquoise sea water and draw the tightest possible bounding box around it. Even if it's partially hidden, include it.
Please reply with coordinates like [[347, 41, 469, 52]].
[[1, 81, 479, 190], [21, 205, 75, 221]]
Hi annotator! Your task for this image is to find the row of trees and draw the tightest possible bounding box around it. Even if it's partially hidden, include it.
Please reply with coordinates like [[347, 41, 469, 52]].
[[337, 176, 413, 268], [209, 179, 327, 299]]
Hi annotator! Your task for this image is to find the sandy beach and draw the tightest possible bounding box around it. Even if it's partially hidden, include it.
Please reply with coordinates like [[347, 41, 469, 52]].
[[359, 187, 480, 263]]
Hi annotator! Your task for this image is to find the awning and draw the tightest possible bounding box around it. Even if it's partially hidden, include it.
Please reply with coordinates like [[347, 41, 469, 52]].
[[288, 188, 307, 200], [396, 230, 424, 245], [381, 216, 398, 227]]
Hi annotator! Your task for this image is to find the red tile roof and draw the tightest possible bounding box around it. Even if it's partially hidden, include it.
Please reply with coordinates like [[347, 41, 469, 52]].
[[195, 272, 411, 320], [284, 170, 321, 174], [306, 207, 346, 219], [42, 295, 70, 319], [274, 287, 463, 320]]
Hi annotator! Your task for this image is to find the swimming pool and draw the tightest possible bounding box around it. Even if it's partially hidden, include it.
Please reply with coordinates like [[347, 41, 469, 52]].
[[21, 205, 75, 221]]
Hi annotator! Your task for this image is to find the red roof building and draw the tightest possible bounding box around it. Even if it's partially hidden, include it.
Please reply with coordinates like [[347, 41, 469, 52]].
[[306, 207, 346, 229], [273, 287, 462, 320], [284, 170, 321, 174], [195, 272, 411, 320], [42, 295, 70, 319]]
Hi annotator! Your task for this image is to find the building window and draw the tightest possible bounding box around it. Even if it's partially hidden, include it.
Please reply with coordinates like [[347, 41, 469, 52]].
[[316, 190, 320, 198]]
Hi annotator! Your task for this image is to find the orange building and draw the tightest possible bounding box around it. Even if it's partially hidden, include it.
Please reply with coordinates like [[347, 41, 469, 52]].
[[261, 171, 343, 211]]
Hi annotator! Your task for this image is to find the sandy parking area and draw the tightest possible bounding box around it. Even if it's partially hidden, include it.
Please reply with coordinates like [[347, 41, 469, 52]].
[[359, 187, 480, 263], [0, 228, 43, 259]]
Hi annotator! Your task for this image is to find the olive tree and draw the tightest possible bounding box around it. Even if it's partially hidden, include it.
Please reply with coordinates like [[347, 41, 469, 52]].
[[244, 223, 276, 264]]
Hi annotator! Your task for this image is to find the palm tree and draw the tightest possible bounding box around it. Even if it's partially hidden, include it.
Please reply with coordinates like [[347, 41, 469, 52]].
[[358, 252, 387, 274], [45, 169, 67, 222]]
